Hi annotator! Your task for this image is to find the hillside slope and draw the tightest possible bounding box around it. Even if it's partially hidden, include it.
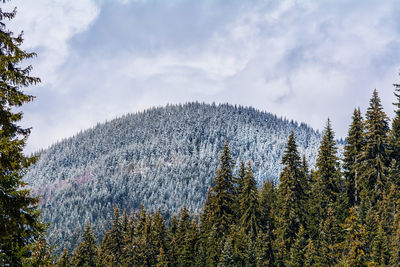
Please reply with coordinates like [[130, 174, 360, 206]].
[[25, 103, 323, 251]]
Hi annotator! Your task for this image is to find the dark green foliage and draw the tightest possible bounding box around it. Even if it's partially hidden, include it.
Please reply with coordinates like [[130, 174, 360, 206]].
[[288, 225, 307, 267], [359, 89, 390, 209], [340, 207, 366, 266], [239, 162, 261, 238], [343, 108, 364, 208], [0, 1, 44, 265], [56, 248, 70, 267], [71, 222, 98, 267], [390, 75, 400, 179], [274, 131, 307, 263], [208, 141, 236, 239]]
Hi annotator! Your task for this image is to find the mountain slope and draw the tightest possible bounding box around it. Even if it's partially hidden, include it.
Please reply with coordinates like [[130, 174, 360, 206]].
[[25, 102, 323, 251]]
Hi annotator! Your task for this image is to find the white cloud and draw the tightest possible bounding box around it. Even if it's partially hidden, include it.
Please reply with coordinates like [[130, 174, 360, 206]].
[[4, 0, 399, 152]]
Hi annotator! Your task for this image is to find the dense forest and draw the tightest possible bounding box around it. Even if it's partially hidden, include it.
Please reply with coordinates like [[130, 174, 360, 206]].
[[27, 88, 400, 266], [3, 0, 400, 265], [24, 102, 325, 255]]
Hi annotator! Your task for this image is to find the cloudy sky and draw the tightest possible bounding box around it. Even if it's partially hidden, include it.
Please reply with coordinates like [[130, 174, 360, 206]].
[[4, 0, 400, 152]]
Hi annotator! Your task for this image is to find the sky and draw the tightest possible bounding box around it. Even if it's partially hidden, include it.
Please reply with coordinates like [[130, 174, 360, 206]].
[[3, 0, 400, 152]]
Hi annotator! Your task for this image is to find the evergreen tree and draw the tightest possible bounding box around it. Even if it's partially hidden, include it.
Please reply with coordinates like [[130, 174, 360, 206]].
[[255, 229, 274, 267], [274, 131, 307, 263], [359, 89, 390, 209], [23, 238, 54, 267], [259, 179, 275, 234], [56, 248, 70, 267], [390, 76, 400, 181], [100, 206, 123, 264], [0, 1, 44, 265], [317, 207, 342, 266], [239, 162, 261, 238], [288, 225, 307, 267], [151, 210, 167, 264], [304, 239, 318, 266], [157, 247, 169, 267], [209, 141, 236, 239], [309, 119, 344, 226], [343, 108, 364, 208], [340, 207, 366, 267], [218, 236, 235, 267], [390, 206, 400, 266], [71, 222, 98, 267]]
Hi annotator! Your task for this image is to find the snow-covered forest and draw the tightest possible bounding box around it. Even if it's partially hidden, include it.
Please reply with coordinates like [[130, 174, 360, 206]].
[[24, 102, 325, 252]]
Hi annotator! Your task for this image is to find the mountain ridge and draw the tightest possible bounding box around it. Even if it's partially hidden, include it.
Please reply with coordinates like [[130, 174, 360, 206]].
[[24, 102, 325, 252]]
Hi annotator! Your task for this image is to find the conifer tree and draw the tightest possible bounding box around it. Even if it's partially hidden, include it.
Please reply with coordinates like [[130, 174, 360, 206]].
[[0, 1, 44, 265], [259, 179, 275, 234], [317, 207, 342, 266], [100, 206, 124, 264], [274, 131, 307, 264], [390, 76, 400, 180], [151, 210, 167, 263], [309, 119, 344, 225], [288, 225, 307, 267], [218, 235, 235, 267], [390, 207, 400, 266], [157, 247, 169, 267], [304, 239, 318, 266], [255, 229, 274, 267], [343, 108, 364, 208], [239, 162, 261, 238], [56, 248, 70, 267], [340, 207, 366, 266], [23, 238, 54, 267], [359, 89, 390, 209], [209, 141, 236, 239], [71, 222, 98, 267]]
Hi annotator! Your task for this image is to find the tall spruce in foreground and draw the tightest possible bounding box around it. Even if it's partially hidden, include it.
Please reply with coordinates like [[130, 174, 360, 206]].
[[0, 1, 44, 265], [274, 131, 307, 265], [308, 119, 344, 240], [239, 162, 260, 238], [343, 108, 364, 208], [208, 141, 236, 238], [358, 90, 390, 213]]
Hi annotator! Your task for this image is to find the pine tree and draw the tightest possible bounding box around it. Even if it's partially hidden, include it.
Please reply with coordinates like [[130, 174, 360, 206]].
[[255, 229, 274, 267], [23, 238, 54, 267], [390, 76, 400, 182], [340, 207, 366, 266], [100, 206, 123, 264], [71, 222, 98, 267], [218, 235, 235, 267], [359, 89, 390, 209], [390, 206, 400, 266], [274, 131, 307, 263], [239, 162, 261, 238], [343, 108, 364, 208], [157, 247, 169, 267], [0, 1, 44, 265], [259, 179, 275, 234], [151, 210, 167, 264], [317, 207, 342, 266], [288, 225, 307, 267], [304, 239, 318, 266], [309, 119, 344, 225], [56, 248, 70, 267], [209, 141, 236, 239]]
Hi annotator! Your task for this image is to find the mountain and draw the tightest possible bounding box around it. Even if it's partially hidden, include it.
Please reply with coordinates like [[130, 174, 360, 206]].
[[25, 102, 324, 252]]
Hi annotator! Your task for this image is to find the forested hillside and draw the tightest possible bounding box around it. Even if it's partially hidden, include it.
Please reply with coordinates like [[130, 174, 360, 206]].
[[24, 103, 323, 252]]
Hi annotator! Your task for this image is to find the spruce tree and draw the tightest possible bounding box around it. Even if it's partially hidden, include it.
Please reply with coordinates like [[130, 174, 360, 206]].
[[390, 76, 400, 181], [288, 225, 307, 267], [340, 207, 366, 266], [390, 207, 400, 266], [317, 207, 342, 266], [259, 179, 275, 234], [239, 162, 261, 238], [71, 222, 98, 267], [309, 119, 344, 225], [56, 248, 70, 267], [274, 131, 307, 264], [343, 108, 364, 208], [209, 141, 236, 239], [359, 89, 390, 209], [0, 1, 44, 265]]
